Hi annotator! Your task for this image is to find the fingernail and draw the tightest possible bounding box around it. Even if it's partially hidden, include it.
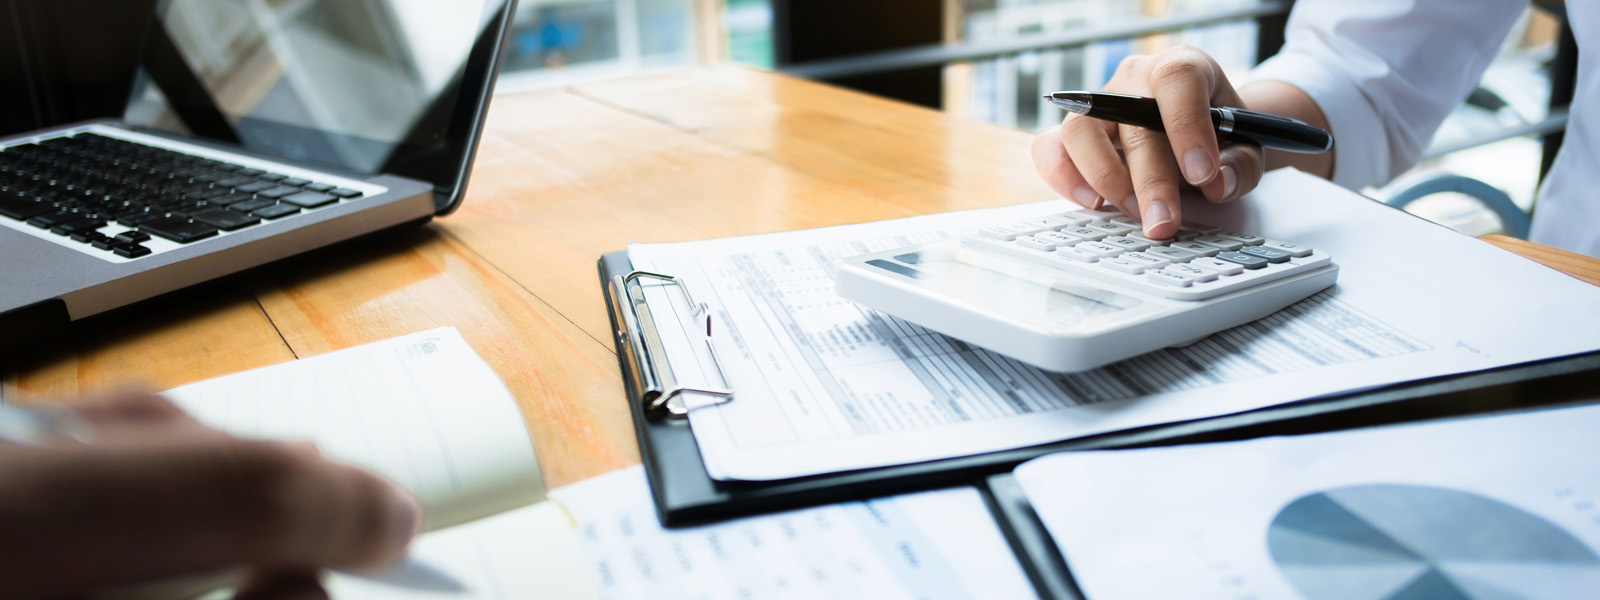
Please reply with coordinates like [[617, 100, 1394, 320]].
[[1221, 165, 1238, 199], [1183, 148, 1215, 185], [1143, 200, 1174, 232], [1072, 186, 1099, 208]]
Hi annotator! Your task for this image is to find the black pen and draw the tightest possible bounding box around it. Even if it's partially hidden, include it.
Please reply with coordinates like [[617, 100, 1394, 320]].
[[1045, 91, 1334, 154]]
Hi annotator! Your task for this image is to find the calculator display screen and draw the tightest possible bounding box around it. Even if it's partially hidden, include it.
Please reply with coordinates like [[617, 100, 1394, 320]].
[[877, 248, 1145, 329]]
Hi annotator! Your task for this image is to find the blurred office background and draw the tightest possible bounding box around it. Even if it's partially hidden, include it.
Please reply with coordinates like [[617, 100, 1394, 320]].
[[488, 1, 1570, 237]]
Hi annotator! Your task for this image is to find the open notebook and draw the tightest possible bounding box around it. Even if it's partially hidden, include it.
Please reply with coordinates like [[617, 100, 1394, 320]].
[[150, 328, 1037, 600], [159, 327, 597, 599]]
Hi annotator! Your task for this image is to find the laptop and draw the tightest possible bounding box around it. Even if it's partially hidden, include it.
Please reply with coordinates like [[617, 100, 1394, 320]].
[[0, 0, 517, 344]]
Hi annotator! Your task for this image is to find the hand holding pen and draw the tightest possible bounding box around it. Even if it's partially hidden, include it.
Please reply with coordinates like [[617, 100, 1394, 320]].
[[1030, 46, 1334, 240]]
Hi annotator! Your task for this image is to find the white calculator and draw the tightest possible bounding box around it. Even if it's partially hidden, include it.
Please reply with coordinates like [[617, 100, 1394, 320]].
[[835, 208, 1338, 372]]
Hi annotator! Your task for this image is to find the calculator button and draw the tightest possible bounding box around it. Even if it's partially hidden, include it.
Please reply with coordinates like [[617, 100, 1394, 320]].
[[1216, 251, 1269, 270], [1099, 257, 1146, 274], [1036, 231, 1080, 245], [1193, 235, 1244, 251], [1240, 245, 1292, 263], [1216, 231, 1266, 246], [1170, 241, 1218, 257], [1067, 208, 1124, 222], [1102, 236, 1152, 252], [1074, 241, 1124, 258], [1048, 213, 1094, 226], [1263, 239, 1313, 258], [1190, 256, 1244, 276], [1110, 216, 1143, 228], [1120, 252, 1172, 270], [1086, 221, 1137, 236], [1178, 221, 1221, 236], [1060, 227, 1106, 241], [1005, 223, 1046, 236], [978, 226, 1019, 241], [1164, 263, 1218, 283], [1014, 235, 1059, 252], [1023, 216, 1075, 230], [1145, 246, 1197, 263], [1146, 269, 1194, 287], [1053, 246, 1102, 262]]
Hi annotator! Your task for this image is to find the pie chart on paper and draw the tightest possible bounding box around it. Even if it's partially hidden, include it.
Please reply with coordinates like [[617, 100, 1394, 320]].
[[1267, 484, 1600, 600]]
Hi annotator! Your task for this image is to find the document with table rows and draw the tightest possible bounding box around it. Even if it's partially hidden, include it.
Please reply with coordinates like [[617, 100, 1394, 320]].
[[630, 173, 1600, 481]]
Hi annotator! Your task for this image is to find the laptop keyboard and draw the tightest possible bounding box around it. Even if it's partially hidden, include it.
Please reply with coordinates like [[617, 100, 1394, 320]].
[[0, 133, 366, 259]]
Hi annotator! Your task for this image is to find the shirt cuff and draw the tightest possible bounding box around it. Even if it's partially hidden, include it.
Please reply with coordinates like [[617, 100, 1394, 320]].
[[1245, 52, 1388, 191]]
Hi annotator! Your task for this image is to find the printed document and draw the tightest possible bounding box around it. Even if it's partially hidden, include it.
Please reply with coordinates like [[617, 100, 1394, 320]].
[[1014, 403, 1600, 600], [627, 169, 1600, 480], [550, 466, 1037, 600]]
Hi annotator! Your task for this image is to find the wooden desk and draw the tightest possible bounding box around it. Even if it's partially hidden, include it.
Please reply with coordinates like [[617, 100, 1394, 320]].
[[4, 66, 1598, 488]]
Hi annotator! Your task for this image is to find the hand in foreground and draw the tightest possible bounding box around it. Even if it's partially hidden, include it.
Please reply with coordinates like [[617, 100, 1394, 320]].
[[1031, 45, 1266, 239], [0, 389, 421, 600]]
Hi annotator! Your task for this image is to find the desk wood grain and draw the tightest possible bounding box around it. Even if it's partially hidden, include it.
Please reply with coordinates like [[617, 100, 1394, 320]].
[[3, 66, 1597, 487]]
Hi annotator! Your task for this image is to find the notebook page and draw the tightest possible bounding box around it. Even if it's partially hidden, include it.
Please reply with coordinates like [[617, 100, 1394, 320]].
[[163, 328, 544, 530]]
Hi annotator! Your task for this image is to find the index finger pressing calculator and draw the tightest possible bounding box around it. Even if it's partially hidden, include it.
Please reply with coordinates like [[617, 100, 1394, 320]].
[[835, 207, 1338, 372]]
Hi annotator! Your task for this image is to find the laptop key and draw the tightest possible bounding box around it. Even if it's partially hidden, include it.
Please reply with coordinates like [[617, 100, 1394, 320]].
[[257, 186, 303, 199], [257, 173, 288, 182], [279, 178, 311, 187], [279, 191, 337, 208], [231, 198, 278, 213], [215, 176, 257, 188], [26, 210, 79, 228], [70, 230, 105, 243], [113, 230, 151, 244], [235, 181, 276, 194], [115, 212, 158, 226], [112, 242, 152, 258], [193, 209, 261, 231], [328, 188, 363, 199], [140, 216, 220, 243], [49, 218, 105, 235], [251, 203, 300, 220], [91, 236, 118, 250], [209, 192, 255, 207], [303, 183, 335, 193], [0, 196, 52, 219]]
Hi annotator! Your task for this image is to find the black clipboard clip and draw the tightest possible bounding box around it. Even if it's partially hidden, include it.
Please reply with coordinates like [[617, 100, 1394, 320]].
[[608, 271, 735, 419]]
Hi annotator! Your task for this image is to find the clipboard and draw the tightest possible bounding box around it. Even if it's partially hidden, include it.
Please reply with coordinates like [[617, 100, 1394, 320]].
[[599, 250, 1600, 528]]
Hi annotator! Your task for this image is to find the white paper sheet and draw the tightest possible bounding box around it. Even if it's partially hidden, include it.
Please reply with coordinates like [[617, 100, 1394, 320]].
[[163, 328, 545, 530], [627, 169, 1600, 480], [1014, 402, 1600, 600], [323, 501, 599, 600], [549, 466, 1038, 600]]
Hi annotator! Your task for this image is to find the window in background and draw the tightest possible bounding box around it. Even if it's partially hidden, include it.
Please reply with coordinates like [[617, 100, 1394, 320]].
[[945, 0, 1260, 132], [497, 0, 698, 90], [1374, 7, 1560, 237], [724, 0, 772, 68]]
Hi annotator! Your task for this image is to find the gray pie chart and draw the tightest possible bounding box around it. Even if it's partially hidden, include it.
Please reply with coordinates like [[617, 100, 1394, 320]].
[[1267, 484, 1600, 600]]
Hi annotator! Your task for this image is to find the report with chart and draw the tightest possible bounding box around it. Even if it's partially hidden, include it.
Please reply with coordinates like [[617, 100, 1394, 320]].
[[1015, 403, 1600, 600]]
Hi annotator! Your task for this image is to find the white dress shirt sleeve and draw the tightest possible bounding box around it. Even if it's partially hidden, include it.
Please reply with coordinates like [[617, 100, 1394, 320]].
[[1246, 0, 1527, 190]]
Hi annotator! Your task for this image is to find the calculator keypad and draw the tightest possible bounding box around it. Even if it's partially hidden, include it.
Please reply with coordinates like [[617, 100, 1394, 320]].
[[962, 209, 1333, 300]]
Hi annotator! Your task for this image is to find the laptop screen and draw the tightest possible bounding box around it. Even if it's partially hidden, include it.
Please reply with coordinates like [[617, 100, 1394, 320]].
[[124, 0, 514, 214]]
